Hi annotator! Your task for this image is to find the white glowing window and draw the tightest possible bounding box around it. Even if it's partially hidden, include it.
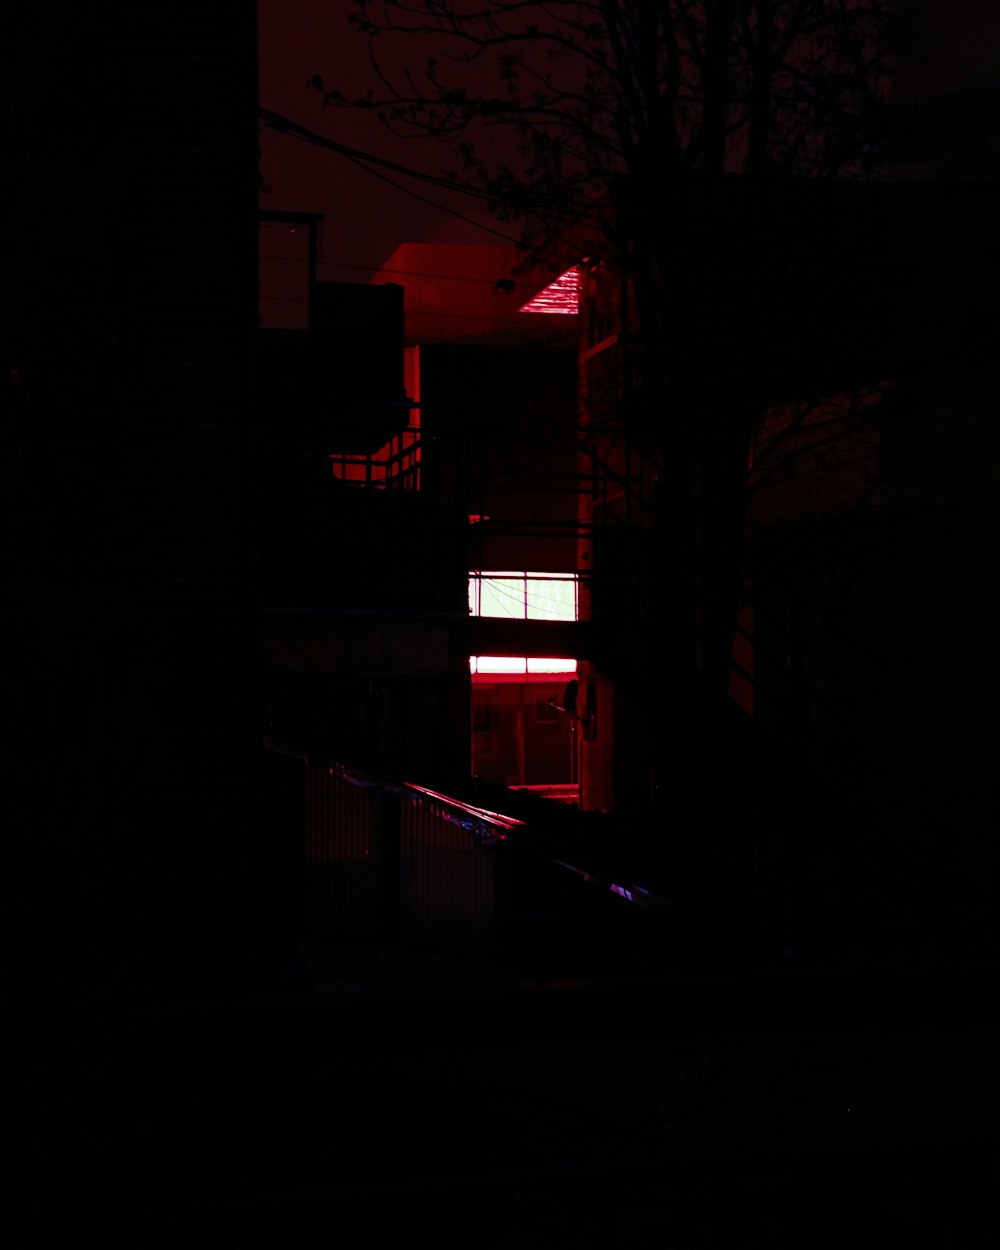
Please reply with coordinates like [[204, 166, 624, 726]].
[[527, 657, 578, 673], [470, 656, 527, 675], [468, 573, 577, 622], [530, 577, 577, 621], [474, 573, 525, 619]]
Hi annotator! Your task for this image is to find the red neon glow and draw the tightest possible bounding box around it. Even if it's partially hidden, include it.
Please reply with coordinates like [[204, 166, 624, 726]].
[[519, 267, 581, 315], [470, 657, 577, 675]]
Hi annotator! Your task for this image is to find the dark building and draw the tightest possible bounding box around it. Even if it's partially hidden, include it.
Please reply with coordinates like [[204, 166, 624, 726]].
[[2, 3, 285, 997], [3, 9, 993, 1240], [261, 235, 584, 795]]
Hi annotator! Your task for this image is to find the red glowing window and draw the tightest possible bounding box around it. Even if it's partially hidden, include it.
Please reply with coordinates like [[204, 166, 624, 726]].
[[469, 657, 577, 676], [519, 267, 581, 315]]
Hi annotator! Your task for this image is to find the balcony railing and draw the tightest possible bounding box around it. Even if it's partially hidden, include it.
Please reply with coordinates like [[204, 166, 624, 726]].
[[329, 424, 422, 491], [266, 738, 672, 973]]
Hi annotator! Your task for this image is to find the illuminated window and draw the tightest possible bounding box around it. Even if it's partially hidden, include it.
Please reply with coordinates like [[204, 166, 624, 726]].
[[519, 267, 581, 315], [468, 572, 578, 678], [527, 657, 577, 673], [468, 572, 578, 622], [470, 657, 577, 675]]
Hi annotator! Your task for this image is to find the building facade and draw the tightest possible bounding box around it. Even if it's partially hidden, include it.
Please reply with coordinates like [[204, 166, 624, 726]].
[[260, 236, 585, 795]]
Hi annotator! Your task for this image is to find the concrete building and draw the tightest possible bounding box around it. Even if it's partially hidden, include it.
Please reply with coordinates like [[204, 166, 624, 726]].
[[262, 234, 587, 796]]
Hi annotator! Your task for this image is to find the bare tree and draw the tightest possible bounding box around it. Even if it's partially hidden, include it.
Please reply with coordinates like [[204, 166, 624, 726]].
[[315, 1, 894, 703]]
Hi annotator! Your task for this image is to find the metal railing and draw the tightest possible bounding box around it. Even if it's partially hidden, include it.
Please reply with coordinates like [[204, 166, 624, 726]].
[[267, 738, 673, 969], [303, 762, 381, 941], [290, 747, 516, 962], [329, 425, 422, 491], [398, 786, 506, 960]]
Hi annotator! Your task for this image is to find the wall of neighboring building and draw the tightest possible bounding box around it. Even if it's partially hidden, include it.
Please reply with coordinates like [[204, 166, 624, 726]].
[[749, 371, 1000, 800], [370, 243, 578, 347], [358, 248, 585, 793], [420, 342, 580, 573], [258, 246, 470, 787], [2, 3, 294, 995]]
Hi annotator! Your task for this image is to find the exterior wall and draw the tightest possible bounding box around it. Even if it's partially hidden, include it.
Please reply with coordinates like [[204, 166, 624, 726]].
[[749, 375, 1000, 800], [338, 244, 584, 793], [577, 666, 614, 812], [1, 4, 306, 999], [4, 3, 261, 870], [111, 5, 262, 876], [577, 666, 658, 815], [261, 484, 470, 784], [268, 668, 468, 785], [574, 183, 1000, 816], [258, 264, 465, 787], [420, 342, 580, 574], [370, 243, 577, 347], [574, 266, 656, 813]]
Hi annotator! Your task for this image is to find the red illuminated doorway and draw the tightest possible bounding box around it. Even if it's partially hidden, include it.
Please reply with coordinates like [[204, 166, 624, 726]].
[[470, 668, 579, 801], [467, 573, 580, 800]]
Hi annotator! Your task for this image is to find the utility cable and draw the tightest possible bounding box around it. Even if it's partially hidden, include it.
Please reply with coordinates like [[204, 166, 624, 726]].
[[259, 106, 521, 243]]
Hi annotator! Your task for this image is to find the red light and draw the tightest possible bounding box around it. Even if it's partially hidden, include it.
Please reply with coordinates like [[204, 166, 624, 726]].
[[470, 656, 577, 675], [519, 267, 580, 315]]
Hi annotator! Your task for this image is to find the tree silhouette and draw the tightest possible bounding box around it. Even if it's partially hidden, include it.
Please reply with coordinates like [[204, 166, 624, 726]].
[[315, 1, 895, 717]]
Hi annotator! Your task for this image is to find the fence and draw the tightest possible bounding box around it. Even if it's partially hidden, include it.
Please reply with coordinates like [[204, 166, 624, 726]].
[[399, 789, 501, 960], [303, 763, 381, 942], [297, 751, 512, 962], [281, 741, 674, 971]]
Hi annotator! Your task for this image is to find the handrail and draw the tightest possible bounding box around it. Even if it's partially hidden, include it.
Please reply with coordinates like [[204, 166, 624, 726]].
[[264, 737, 674, 915], [314, 407, 886, 781], [265, 738, 518, 843]]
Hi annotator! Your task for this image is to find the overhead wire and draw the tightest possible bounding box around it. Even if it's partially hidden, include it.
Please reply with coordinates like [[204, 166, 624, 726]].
[[258, 106, 610, 259], [259, 106, 522, 244]]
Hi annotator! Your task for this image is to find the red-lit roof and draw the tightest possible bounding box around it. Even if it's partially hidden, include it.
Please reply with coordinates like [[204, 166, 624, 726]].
[[519, 267, 580, 315]]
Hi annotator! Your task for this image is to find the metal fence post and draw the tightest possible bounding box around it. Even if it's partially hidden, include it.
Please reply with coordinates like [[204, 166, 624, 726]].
[[376, 786, 401, 948]]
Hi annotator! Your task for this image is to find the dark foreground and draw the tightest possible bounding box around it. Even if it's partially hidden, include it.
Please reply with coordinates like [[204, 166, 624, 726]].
[[9, 895, 995, 1249]]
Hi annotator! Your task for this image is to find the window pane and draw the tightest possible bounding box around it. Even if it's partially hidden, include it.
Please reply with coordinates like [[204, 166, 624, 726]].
[[527, 576, 576, 621], [479, 576, 525, 619], [470, 656, 528, 674], [469, 572, 579, 621], [527, 657, 577, 673]]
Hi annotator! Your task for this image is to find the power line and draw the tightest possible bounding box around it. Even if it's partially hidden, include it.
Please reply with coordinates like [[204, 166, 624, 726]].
[[259, 106, 521, 244], [259, 106, 609, 256]]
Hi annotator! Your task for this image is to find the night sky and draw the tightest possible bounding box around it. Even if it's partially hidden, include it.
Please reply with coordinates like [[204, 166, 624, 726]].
[[258, 0, 505, 283], [259, 0, 1000, 284]]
